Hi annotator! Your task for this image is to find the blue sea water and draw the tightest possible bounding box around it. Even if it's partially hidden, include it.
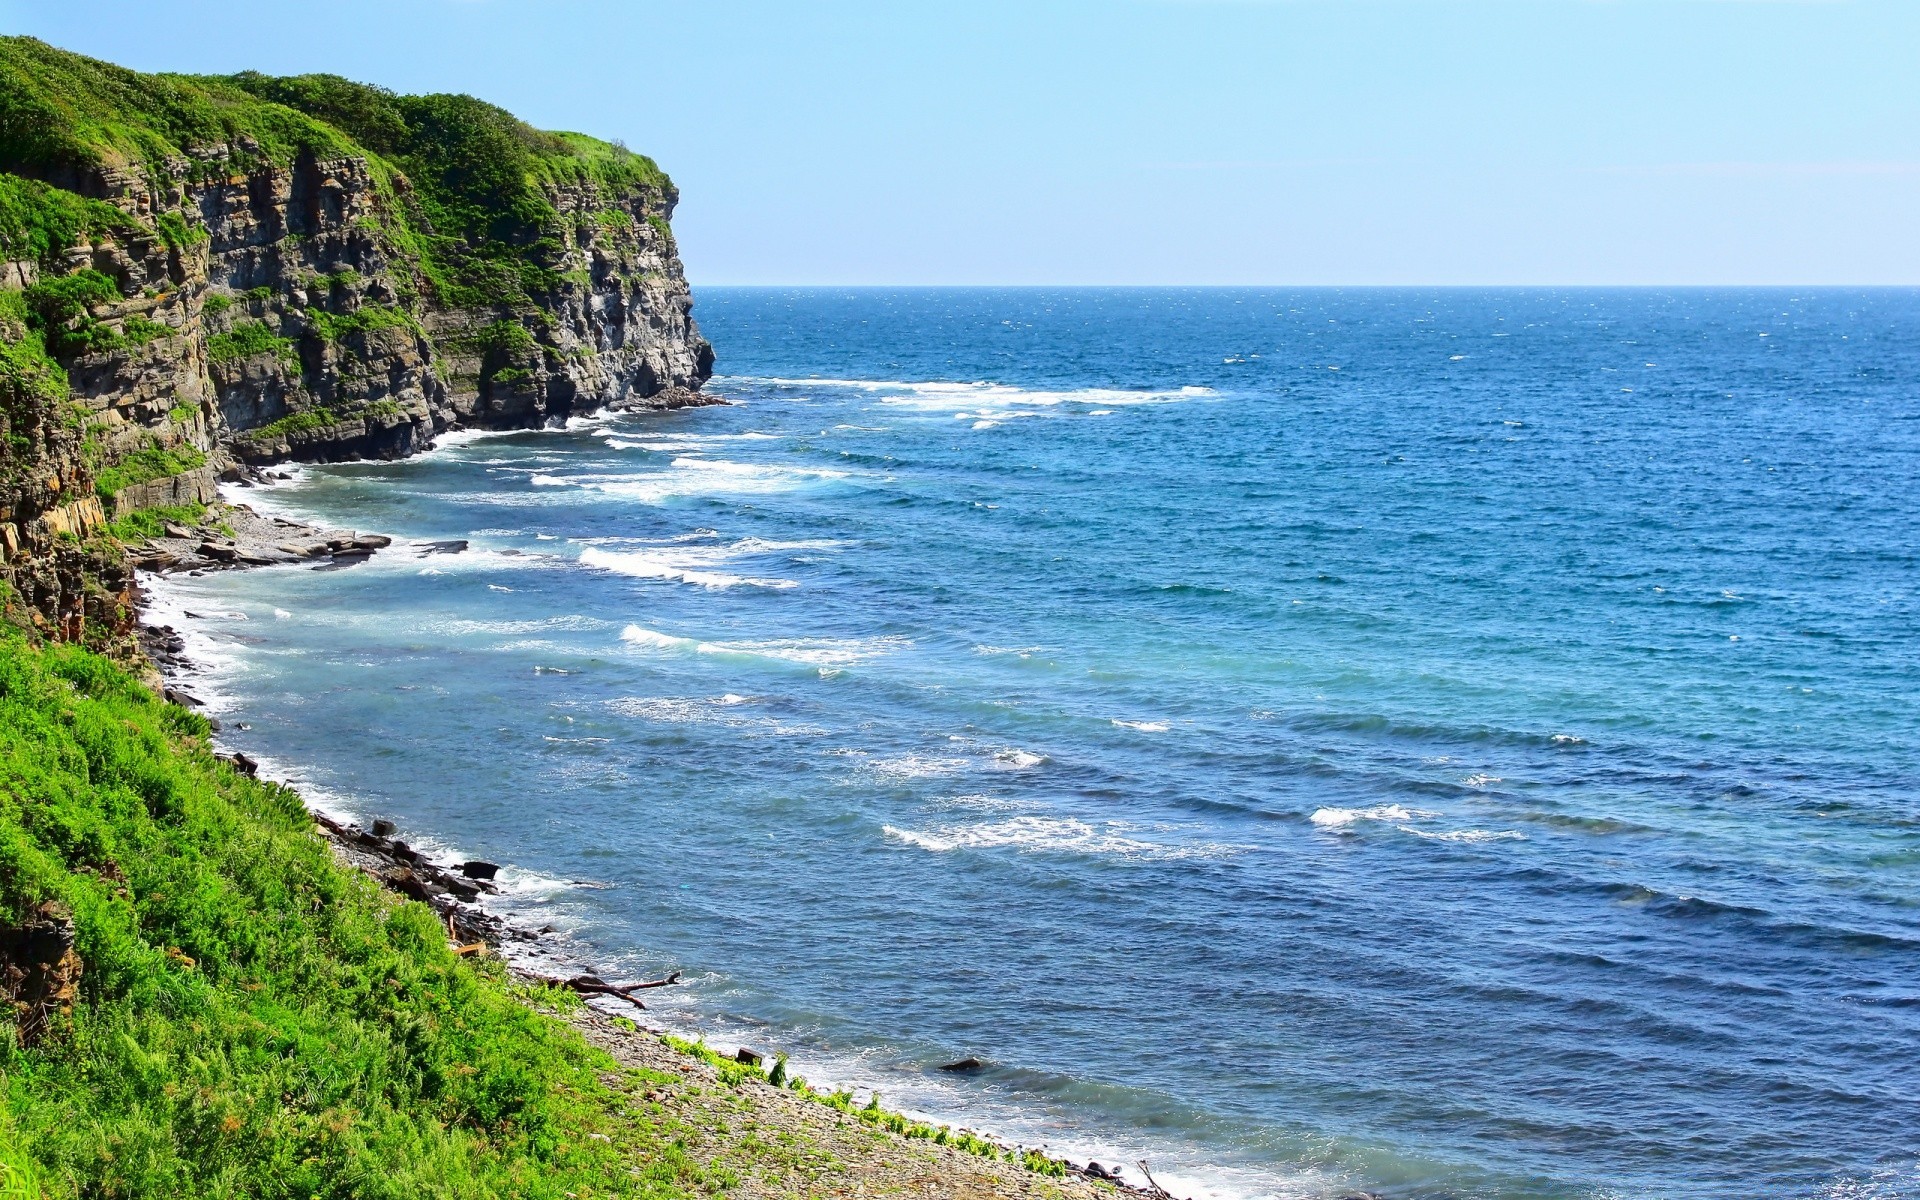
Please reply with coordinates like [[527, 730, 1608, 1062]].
[[157, 289, 1920, 1199]]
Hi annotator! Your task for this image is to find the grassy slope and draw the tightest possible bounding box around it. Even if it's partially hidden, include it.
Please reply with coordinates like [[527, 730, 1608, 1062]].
[[0, 634, 717, 1199]]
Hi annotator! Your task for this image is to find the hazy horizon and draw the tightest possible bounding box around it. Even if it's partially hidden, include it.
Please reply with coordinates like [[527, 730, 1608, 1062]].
[[7, 0, 1915, 287]]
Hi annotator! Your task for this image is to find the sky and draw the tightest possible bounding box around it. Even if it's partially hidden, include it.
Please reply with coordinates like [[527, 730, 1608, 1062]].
[[5, 1, 1917, 285]]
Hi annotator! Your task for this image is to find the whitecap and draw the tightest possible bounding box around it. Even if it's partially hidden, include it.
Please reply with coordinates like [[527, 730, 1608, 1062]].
[[867, 754, 975, 781], [1111, 719, 1170, 733], [580, 546, 796, 590], [618, 624, 908, 668], [531, 458, 850, 504], [727, 375, 1215, 413], [993, 748, 1047, 770], [1402, 828, 1529, 844], [432, 614, 613, 637], [883, 817, 1242, 861], [1309, 804, 1432, 829]]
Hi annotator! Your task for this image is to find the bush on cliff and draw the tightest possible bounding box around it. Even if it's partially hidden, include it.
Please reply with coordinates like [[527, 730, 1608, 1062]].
[[0, 636, 710, 1198]]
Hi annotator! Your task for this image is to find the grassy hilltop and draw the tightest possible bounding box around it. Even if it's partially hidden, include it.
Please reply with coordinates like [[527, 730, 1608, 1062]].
[[0, 34, 668, 310]]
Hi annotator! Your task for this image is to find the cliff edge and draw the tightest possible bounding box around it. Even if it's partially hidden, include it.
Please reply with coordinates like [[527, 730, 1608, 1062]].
[[0, 36, 710, 641]]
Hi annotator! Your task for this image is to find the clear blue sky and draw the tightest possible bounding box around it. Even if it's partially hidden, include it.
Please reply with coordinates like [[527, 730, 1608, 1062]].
[[6, 1, 1916, 285]]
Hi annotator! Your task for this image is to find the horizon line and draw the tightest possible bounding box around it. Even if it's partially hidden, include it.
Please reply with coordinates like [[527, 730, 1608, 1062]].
[[687, 281, 1920, 290]]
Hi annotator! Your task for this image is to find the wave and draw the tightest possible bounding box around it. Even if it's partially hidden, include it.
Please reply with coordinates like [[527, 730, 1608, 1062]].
[[724, 375, 1216, 414], [430, 614, 616, 637], [580, 546, 798, 590], [882, 816, 1244, 861], [1111, 719, 1171, 733], [619, 623, 908, 668], [532, 457, 851, 504], [1401, 827, 1529, 844], [607, 695, 828, 736], [1308, 804, 1433, 829], [1308, 804, 1525, 844]]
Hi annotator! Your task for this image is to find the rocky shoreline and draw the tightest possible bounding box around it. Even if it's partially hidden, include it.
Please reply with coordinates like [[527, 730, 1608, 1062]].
[[129, 493, 1183, 1200]]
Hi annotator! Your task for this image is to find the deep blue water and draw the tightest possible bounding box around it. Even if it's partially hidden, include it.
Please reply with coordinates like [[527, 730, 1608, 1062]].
[[158, 289, 1920, 1199]]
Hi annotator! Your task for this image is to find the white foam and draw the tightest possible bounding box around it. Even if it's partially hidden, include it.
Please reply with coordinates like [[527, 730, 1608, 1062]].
[[606, 695, 827, 737], [883, 817, 1242, 861], [867, 754, 975, 781], [1402, 828, 1529, 844], [531, 457, 850, 504], [1111, 719, 1170, 733], [1310, 805, 1525, 846], [432, 614, 614, 637], [619, 623, 908, 668], [973, 643, 1047, 659], [993, 748, 1048, 770], [581, 546, 796, 590], [1309, 804, 1432, 829], [732, 375, 1214, 410]]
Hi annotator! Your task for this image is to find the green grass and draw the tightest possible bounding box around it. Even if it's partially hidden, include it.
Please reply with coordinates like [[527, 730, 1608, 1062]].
[[0, 175, 137, 268], [247, 408, 340, 439], [205, 320, 296, 367], [91, 445, 206, 501], [18, 270, 121, 359], [103, 502, 205, 543], [0, 635, 724, 1198], [152, 212, 205, 252], [0, 37, 356, 177], [0, 292, 69, 406], [306, 304, 418, 343]]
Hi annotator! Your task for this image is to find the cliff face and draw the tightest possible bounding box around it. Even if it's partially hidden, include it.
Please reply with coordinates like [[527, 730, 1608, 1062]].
[[0, 37, 711, 642]]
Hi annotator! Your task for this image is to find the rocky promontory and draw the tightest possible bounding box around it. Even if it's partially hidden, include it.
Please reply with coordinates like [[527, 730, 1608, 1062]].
[[0, 35, 710, 644]]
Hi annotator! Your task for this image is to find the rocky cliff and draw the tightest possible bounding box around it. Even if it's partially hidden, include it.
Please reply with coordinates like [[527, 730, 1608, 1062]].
[[0, 37, 711, 644]]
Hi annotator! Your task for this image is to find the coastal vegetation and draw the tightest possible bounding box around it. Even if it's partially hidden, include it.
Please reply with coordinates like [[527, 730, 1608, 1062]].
[[0, 632, 727, 1198], [0, 630, 1085, 1197]]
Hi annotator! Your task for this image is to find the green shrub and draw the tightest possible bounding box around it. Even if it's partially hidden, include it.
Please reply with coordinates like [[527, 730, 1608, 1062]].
[[200, 292, 231, 315], [19, 269, 120, 357], [92, 444, 206, 500], [119, 314, 170, 346], [0, 175, 135, 267], [248, 407, 339, 438], [306, 303, 417, 343], [104, 501, 205, 542], [0, 292, 68, 404], [206, 319, 295, 366], [152, 211, 204, 251]]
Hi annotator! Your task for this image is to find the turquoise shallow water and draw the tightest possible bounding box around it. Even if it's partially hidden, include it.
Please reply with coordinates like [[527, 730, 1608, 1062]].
[[157, 289, 1920, 1199]]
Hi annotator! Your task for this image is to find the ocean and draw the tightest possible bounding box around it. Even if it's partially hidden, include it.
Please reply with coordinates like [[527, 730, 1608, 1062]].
[[151, 288, 1920, 1199]]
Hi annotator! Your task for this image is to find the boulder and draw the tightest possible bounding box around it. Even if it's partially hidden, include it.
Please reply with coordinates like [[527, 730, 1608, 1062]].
[[0, 901, 82, 1045]]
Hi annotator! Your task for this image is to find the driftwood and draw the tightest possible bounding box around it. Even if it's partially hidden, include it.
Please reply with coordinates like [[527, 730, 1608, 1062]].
[[527, 971, 684, 1010], [1135, 1162, 1178, 1200]]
